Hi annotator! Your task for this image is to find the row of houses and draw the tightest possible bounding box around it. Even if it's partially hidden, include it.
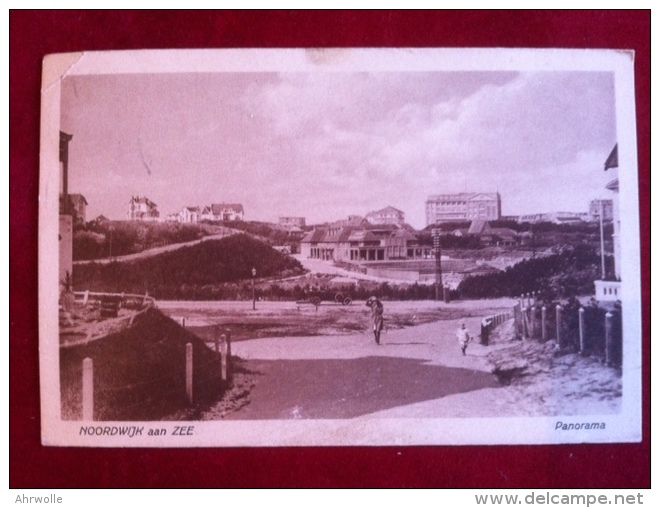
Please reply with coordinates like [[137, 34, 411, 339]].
[[83, 192, 612, 228], [425, 192, 613, 226], [505, 200, 614, 224], [165, 203, 245, 223], [516, 203, 613, 225]]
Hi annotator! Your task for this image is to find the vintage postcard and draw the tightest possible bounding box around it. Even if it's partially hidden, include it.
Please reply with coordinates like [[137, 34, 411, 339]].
[[39, 48, 642, 447]]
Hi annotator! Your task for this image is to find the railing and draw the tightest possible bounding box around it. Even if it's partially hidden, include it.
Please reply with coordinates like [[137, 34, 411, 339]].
[[594, 280, 622, 302], [512, 293, 622, 367], [73, 290, 156, 308], [479, 311, 512, 346], [60, 291, 156, 348]]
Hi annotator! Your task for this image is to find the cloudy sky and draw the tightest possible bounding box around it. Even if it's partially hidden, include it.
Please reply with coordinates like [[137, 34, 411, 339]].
[[61, 70, 617, 228]]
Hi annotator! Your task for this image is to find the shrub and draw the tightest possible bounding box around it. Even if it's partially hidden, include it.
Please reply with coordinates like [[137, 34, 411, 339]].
[[457, 245, 603, 299]]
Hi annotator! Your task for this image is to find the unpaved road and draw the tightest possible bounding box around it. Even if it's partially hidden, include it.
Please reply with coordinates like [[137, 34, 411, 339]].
[[158, 299, 621, 420]]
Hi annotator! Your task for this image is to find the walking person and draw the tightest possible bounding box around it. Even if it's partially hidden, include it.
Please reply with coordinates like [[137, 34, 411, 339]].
[[366, 296, 384, 345], [456, 321, 471, 356]]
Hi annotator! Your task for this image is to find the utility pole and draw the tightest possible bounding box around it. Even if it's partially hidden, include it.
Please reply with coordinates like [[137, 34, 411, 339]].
[[433, 228, 443, 301], [599, 199, 606, 279]]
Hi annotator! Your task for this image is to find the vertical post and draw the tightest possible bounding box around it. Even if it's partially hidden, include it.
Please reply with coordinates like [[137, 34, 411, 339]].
[[433, 229, 443, 301], [83, 290, 89, 306], [220, 334, 228, 381], [556, 305, 563, 347], [225, 328, 232, 366], [186, 343, 193, 404], [541, 306, 547, 342], [578, 308, 586, 354], [605, 312, 614, 366], [530, 305, 536, 339], [214, 325, 220, 353], [59, 131, 73, 214], [82, 357, 93, 421], [599, 199, 606, 279], [252, 267, 257, 310]]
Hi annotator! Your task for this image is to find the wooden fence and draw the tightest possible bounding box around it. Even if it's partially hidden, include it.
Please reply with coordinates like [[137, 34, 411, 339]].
[[61, 291, 157, 347], [480, 311, 512, 346], [513, 294, 622, 366]]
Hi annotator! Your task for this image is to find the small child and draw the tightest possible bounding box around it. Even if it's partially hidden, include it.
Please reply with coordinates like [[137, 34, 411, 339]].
[[456, 321, 471, 356]]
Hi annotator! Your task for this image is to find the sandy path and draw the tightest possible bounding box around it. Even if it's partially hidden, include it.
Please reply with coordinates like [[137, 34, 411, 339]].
[[217, 317, 505, 420], [156, 300, 621, 421], [226, 322, 619, 420]]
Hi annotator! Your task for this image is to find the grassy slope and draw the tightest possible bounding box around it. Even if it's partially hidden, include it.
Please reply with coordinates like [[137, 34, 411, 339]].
[[73, 234, 304, 299]]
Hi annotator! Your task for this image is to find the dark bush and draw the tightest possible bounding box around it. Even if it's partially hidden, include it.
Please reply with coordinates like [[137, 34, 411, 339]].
[[457, 245, 604, 300]]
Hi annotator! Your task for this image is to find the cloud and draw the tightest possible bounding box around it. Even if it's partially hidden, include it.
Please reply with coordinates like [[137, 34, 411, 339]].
[[61, 70, 616, 227]]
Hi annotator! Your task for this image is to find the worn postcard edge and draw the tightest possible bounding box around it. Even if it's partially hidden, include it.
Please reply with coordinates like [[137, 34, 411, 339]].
[[38, 48, 642, 447]]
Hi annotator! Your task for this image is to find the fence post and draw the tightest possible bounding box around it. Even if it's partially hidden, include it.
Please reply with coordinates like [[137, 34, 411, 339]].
[[181, 317, 186, 328], [522, 307, 529, 340], [220, 334, 228, 381], [530, 306, 536, 340], [82, 357, 94, 421], [513, 306, 519, 338], [556, 305, 563, 347], [214, 325, 220, 353], [520, 307, 524, 339], [83, 290, 90, 306], [225, 328, 232, 372], [541, 306, 547, 342], [578, 308, 586, 354], [605, 312, 614, 366], [186, 343, 193, 404], [480, 319, 489, 346]]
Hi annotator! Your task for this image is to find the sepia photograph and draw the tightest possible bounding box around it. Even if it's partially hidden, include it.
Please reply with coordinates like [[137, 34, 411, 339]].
[[39, 48, 642, 447]]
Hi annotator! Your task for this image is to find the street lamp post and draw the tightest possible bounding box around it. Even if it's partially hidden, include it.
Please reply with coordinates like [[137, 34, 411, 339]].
[[251, 267, 257, 310]]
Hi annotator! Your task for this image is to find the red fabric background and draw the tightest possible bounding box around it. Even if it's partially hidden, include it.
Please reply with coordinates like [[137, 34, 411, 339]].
[[9, 10, 650, 488]]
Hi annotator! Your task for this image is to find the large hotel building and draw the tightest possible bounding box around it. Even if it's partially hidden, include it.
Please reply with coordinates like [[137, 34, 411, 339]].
[[426, 192, 502, 225]]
